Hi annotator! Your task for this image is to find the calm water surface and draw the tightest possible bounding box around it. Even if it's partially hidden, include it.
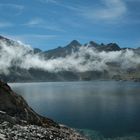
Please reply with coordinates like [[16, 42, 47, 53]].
[[10, 81, 140, 138]]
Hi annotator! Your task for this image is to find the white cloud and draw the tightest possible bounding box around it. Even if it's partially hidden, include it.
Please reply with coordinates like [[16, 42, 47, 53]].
[[80, 0, 127, 21], [24, 34, 57, 40], [37, 0, 127, 22], [26, 18, 44, 26], [0, 39, 140, 75], [25, 18, 65, 32], [36, 0, 78, 11], [3, 34, 57, 44]]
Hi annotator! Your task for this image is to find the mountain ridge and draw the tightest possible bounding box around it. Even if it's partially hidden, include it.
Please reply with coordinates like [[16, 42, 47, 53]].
[[0, 35, 139, 54], [0, 35, 140, 82]]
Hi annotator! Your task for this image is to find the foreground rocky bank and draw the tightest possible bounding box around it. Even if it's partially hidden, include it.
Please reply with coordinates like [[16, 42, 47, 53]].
[[0, 80, 87, 140]]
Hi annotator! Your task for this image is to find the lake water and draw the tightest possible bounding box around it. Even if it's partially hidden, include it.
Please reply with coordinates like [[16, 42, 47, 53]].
[[10, 81, 140, 139]]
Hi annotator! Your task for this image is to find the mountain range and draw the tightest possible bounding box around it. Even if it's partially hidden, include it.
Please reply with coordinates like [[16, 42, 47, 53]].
[[0, 35, 140, 82]]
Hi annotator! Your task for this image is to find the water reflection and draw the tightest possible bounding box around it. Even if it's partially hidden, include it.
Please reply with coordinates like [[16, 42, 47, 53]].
[[10, 81, 140, 138]]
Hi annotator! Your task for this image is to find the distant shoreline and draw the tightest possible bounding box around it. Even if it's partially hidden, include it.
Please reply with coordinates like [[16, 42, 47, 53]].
[[8, 79, 140, 84]]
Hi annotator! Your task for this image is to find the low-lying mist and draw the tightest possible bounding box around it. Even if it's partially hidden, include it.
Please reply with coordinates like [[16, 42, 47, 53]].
[[0, 40, 140, 75]]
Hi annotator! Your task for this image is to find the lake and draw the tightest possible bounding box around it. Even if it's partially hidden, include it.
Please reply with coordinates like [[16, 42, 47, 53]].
[[10, 81, 140, 139]]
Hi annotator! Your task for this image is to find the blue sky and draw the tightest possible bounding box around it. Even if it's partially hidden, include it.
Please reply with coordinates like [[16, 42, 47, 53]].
[[0, 0, 140, 50]]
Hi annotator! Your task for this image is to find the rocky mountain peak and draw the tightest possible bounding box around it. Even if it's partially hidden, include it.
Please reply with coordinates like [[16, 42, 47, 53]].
[[0, 35, 6, 40], [106, 43, 121, 51], [66, 40, 81, 47], [0, 35, 18, 47], [33, 48, 42, 54], [89, 41, 100, 47], [0, 35, 12, 42]]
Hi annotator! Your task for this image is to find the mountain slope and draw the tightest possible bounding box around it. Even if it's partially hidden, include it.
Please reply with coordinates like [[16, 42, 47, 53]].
[[43, 40, 81, 58], [0, 35, 140, 82]]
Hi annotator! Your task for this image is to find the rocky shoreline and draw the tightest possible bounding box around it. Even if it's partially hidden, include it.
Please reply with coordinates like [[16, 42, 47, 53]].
[[0, 80, 88, 140], [0, 120, 86, 140]]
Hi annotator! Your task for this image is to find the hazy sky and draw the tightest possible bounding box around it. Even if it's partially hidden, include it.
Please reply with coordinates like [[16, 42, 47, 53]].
[[0, 0, 140, 50]]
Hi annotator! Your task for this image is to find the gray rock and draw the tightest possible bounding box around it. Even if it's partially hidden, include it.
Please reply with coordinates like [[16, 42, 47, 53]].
[[0, 81, 88, 140]]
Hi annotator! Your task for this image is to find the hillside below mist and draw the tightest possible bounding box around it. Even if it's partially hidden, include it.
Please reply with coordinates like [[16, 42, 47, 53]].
[[0, 35, 140, 82]]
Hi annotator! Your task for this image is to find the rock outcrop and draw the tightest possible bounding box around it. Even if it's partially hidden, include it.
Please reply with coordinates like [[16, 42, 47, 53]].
[[0, 80, 87, 140], [0, 80, 57, 127]]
